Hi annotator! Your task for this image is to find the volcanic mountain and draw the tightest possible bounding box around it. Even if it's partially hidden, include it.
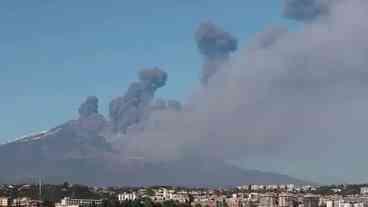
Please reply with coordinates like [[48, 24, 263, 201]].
[[0, 125, 307, 186], [0, 92, 307, 186]]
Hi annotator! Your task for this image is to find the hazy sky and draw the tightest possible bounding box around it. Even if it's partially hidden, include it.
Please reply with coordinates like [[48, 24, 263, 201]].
[[0, 1, 290, 141]]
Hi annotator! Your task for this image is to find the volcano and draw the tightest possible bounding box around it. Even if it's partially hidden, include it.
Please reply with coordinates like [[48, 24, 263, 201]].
[[0, 121, 307, 186]]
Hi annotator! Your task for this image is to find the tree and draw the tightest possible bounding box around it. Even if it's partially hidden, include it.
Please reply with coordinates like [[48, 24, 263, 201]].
[[143, 198, 154, 207], [162, 200, 176, 207], [188, 194, 194, 205], [146, 189, 155, 197]]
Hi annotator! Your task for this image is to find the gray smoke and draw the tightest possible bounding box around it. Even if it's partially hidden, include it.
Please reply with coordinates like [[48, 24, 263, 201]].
[[167, 100, 182, 111], [139, 68, 168, 90], [116, 0, 368, 183], [248, 26, 288, 50], [151, 98, 168, 111], [78, 96, 99, 118], [283, 0, 335, 21], [109, 68, 168, 133], [195, 22, 238, 85], [150, 99, 182, 112]]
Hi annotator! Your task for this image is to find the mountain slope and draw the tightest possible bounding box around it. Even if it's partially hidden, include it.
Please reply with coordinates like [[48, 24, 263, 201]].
[[0, 125, 307, 186]]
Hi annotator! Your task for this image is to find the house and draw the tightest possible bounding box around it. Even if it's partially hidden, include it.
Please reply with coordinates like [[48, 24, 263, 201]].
[[118, 192, 137, 201], [55, 197, 102, 207], [0, 197, 10, 207]]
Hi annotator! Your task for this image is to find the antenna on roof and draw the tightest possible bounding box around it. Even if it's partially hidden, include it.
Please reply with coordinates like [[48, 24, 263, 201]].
[[39, 178, 42, 201]]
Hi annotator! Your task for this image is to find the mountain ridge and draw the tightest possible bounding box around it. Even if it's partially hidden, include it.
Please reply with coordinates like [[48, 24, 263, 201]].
[[0, 125, 309, 187]]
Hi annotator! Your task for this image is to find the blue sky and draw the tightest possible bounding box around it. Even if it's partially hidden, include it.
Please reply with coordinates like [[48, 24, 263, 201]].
[[0, 1, 290, 141]]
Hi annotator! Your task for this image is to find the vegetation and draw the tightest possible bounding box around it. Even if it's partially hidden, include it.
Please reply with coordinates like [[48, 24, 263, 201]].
[[314, 184, 367, 195], [0, 183, 104, 201]]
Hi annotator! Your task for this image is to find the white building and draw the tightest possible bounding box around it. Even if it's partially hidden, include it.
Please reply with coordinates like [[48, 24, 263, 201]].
[[171, 192, 188, 203], [266, 185, 278, 191], [12, 197, 31, 207], [55, 197, 102, 207], [287, 184, 295, 192], [118, 192, 137, 201], [151, 188, 175, 201], [259, 193, 277, 207], [279, 193, 297, 207], [361, 187, 368, 194], [353, 203, 364, 207], [326, 200, 338, 207], [337, 200, 364, 207], [303, 194, 319, 207], [237, 185, 249, 191], [248, 193, 260, 202], [332, 189, 342, 193], [251, 185, 265, 191], [0, 197, 9, 207]]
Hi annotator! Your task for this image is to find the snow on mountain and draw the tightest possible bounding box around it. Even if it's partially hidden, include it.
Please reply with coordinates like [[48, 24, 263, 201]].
[[1, 127, 63, 146]]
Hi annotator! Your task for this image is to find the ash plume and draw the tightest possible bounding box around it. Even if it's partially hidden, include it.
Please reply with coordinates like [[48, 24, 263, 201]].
[[139, 68, 168, 90], [283, 0, 335, 21], [249, 26, 288, 50], [117, 0, 368, 182], [78, 96, 98, 118], [195, 22, 238, 85], [167, 100, 182, 111], [109, 68, 168, 133], [151, 98, 168, 111], [150, 99, 182, 112], [74, 96, 107, 134]]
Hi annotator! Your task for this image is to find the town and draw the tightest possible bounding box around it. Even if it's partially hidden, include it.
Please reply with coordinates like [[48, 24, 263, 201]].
[[1, 183, 368, 207]]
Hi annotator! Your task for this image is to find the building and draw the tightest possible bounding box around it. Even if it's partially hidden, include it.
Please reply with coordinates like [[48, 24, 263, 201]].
[[361, 187, 368, 195], [337, 200, 364, 207], [10, 198, 41, 207], [0, 197, 10, 207], [287, 185, 295, 192], [55, 197, 103, 207], [171, 191, 188, 203], [151, 188, 176, 201], [248, 193, 259, 202], [237, 186, 250, 191], [251, 185, 265, 191], [12, 198, 30, 207], [326, 200, 338, 207], [259, 193, 277, 207], [303, 195, 319, 207], [279, 193, 297, 207], [118, 192, 137, 201], [266, 185, 278, 191], [226, 194, 241, 207]]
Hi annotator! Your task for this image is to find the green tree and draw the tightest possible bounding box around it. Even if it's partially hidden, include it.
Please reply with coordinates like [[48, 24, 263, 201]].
[[162, 200, 176, 207], [146, 189, 155, 197], [143, 198, 154, 207]]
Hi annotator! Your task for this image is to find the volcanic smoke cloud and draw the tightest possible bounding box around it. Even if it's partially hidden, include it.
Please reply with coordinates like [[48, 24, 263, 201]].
[[150, 99, 183, 112], [116, 0, 368, 182], [283, 0, 335, 21], [248, 26, 288, 50], [195, 22, 238, 85], [74, 96, 107, 134], [109, 68, 167, 133], [78, 96, 99, 118], [66, 0, 368, 182]]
